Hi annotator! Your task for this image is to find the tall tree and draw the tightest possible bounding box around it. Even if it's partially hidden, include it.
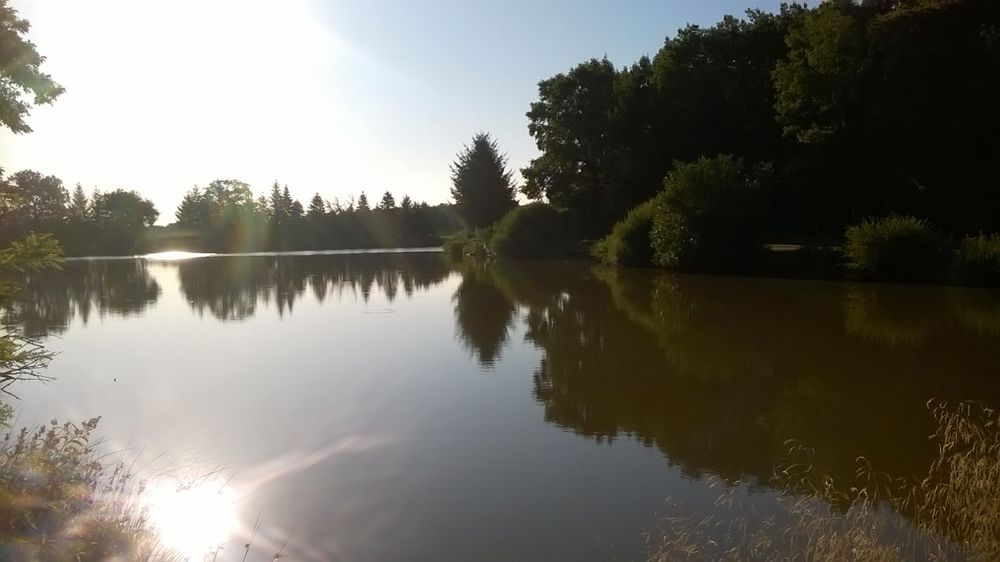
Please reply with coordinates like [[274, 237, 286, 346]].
[[307, 193, 326, 218], [450, 132, 517, 229], [521, 59, 619, 231], [357, 191, 370, 211], [0, 0, 64, 133], [7, 170, 67, 224], [174, 186, 213, 225], [378, 191, 396, 211], [68, 183, 88, 221]]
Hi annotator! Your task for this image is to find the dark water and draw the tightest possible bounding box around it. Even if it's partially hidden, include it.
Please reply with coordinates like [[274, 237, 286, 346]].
[[11, 251, 1000, 561]]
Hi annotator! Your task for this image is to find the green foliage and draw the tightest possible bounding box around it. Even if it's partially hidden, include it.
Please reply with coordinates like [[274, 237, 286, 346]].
[[773, 2, 867, 144], [843, 216, 951, 282], [491, 203, 570, 259], [592, 195, 661, 267], [450, 132, 517, 229], [953, 234, 1000, 287], [650, 155, 769, 270], [0, 0, 64, 133], [442, 229, 492, 260]]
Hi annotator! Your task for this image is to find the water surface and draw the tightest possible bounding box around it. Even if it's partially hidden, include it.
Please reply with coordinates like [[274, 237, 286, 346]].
[[12, 252, 1000, 561]]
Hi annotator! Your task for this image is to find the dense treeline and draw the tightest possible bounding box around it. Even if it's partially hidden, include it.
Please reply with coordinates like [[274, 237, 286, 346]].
[[0, 169, 462, 256], [166, 180, 460, 253], [512, 0, 1000, 280]]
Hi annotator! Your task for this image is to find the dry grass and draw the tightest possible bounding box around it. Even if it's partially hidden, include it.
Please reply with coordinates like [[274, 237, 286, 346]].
[[646, 401, 1000, 562]]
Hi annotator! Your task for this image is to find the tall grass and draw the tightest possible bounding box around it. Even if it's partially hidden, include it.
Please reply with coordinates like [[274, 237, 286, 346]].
[[0, 416, 172, 561], [646, 401, 1000, 561]]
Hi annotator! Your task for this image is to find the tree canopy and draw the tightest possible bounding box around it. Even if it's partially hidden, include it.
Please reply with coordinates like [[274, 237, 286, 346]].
[[0, 0, 64, 133]]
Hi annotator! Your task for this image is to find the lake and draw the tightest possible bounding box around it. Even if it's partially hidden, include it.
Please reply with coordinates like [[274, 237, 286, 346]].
[[11, 251, 1000, 561]]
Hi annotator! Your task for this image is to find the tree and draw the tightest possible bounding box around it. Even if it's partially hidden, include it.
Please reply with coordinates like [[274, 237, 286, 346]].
[[175, 186, 213, 225], [0, 1, 64, 133], [400, 195, 413, 211], [68, 184, 88, 221], [269, 181, 288, 223], [90, 189, 158, 230], [357, 191, 370, 211], [450, 132, 517, 229], [89, 189, 158, 253], [522, 59, 619, 231], [6, 170, 67, 224], [307, 193, 326, 218], [378, 191, 396, 211]]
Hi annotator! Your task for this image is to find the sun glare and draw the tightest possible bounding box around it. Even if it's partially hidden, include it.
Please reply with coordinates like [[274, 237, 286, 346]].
[[142, 478, 239, 559], [143, 251, 215, 261]]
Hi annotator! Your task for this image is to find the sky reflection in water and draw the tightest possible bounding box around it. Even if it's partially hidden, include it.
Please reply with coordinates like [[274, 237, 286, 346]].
[[11, 252, 1000, 560]]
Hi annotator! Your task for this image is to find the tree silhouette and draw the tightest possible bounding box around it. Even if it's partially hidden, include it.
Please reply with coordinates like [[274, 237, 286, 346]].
[[357, 192, 370, 211], [6, 170, 67, 224], [307, 194, 326, 218], [450, 132, 517, 229], [378, 191, 396, 211], [68, 184, 88, 221], [0, 1, 64, 133]]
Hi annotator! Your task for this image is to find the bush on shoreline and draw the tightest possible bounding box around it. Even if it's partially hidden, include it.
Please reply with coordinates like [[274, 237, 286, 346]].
[[592, 196, 661, 267], [491, 203, 571, 259], [843, 216, 951, 283], [650, 155, 769, 271], [953, 234, 1000, 287]]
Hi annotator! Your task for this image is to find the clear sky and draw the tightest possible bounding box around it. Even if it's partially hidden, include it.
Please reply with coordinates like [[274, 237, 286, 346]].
[[0, 0, 784, 223]]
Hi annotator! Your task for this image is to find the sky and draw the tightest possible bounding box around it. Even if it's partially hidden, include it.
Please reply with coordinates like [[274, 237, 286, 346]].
[[0, 0, 784, 223]]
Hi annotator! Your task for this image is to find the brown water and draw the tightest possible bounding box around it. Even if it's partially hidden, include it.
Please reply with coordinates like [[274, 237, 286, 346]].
[[11, 251, 1000, 561]]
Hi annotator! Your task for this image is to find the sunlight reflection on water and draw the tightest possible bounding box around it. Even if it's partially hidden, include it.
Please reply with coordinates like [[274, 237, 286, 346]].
[[143, 251, 217, 261], [142, 476, 239, 559]]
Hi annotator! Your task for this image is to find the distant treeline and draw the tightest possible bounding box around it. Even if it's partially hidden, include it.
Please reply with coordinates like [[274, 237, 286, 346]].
[[518, 0, 1000, 240], [0, 170, 461, 256]]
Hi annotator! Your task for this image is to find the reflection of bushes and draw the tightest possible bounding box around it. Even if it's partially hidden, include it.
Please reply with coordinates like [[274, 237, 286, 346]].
[[844, 287, 937, 346], [949, 290, 1000, 338], [647, 402, 1000, 561]]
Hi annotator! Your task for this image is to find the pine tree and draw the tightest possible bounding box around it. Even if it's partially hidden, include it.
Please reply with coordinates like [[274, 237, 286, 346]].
[[69, 183, 89, 221], [357, 191, 370, 211], [450, 132, 517, 228], [378, 191, 396, 210], [400, 195, 413, 211], [307, 193, 326, 218]]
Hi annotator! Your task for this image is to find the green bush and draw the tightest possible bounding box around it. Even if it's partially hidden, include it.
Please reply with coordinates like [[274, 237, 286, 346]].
[[592, 196, 661, 267], [953, 234, 1000, 287], [491, 203, 570, 259], [650, 155, 769, 270], [442, 229, 492, 259], [843, 216, 950, 282]]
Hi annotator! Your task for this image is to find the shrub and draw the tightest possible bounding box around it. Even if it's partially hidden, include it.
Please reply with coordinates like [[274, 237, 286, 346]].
[[953, 234, 1000, 287], [650, 155, 769, 270], [491, 203, 570, 259], [843, 216, 950, 282], [442, 229, 492, 259], [592, 195, 661, 267]]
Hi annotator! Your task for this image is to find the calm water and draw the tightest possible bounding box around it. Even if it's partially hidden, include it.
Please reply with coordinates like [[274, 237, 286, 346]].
[[11, 251, 1000, 561]]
